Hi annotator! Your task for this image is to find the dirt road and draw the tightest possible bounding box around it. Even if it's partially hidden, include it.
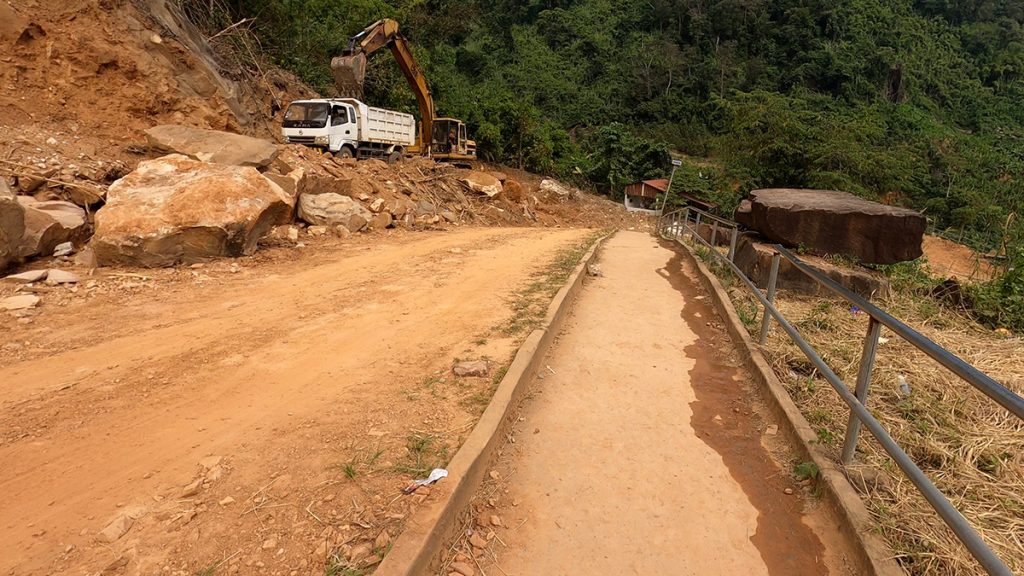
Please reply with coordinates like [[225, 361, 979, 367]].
[[0, 227, 591, 575], [457, 232, 859, 575]]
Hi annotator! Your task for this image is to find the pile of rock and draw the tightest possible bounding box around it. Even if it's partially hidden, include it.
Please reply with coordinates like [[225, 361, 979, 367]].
[[732, 188, 927, 297], [0, 124, 579, 272], [2, 187, 91, 261]]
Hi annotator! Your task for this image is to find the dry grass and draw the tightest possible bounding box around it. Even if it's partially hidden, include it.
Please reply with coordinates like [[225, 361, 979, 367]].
[[725, 281, 1024, 575]]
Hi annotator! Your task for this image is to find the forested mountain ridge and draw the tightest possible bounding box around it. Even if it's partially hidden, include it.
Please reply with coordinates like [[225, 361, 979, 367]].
[[216, 0, 1024, 249]]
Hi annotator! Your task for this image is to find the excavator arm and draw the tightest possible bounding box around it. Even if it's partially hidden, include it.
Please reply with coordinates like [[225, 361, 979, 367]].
[[331, 19, 435, 153]]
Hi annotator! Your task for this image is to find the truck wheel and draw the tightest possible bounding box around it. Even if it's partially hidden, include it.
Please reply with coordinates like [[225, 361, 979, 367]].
[[335, 147, 354, 159], [387, 151, 402, 165]]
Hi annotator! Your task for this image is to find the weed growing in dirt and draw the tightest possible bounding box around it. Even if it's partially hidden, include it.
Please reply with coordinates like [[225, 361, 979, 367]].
[[194, 565, 217, 576], [815, 427, 835, 444], [342, 462, 358, 479], [825, 252, 860, 268], [420, 375, 445, 399], [736, 300, 760, 329], [877, 258, 935, 293], [394, 433, 449, 478], [335, 446, 386, 480], [500, 231, 607, 337], [460, 363, 511, 414], [492, 364, 509, 386], [793, 461, 820, 481], [324, 561, 364, 576]]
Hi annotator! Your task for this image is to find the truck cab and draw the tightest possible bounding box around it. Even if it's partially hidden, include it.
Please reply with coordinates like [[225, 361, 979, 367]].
[[281, 99, 360, 156]]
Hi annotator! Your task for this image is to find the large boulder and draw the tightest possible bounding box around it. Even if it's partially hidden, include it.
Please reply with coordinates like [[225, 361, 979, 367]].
[[297, 193, 371, 232], [539, 179, 573, 198], [0, 179, 25, 271], [145, 125, 279, 169], [460, 171, 502, 198], [734, 189, 926, 265], [91, 155, 292, 267], [17, 198, 89, 258], [734, 234, 889, 298]]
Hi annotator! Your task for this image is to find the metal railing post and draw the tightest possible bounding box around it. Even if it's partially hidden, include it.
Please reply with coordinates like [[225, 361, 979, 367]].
[[728, 227, 739, 262], [758, 253, 781, 345], [694, 212, 702, 242], [711, 221, 719, 247], [841, 317, 883, 464]]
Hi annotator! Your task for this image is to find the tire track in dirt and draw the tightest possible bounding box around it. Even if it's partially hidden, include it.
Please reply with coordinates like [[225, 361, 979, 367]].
[[0, 227, 589, 575]]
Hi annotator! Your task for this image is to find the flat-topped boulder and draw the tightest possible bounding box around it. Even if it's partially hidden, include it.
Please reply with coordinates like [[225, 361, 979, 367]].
[[145, 125, 279, 168], [734, 189, 925, 265]]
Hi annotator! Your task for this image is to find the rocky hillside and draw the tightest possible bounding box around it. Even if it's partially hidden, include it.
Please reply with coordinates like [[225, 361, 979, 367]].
[[0, 0, 311, 146]]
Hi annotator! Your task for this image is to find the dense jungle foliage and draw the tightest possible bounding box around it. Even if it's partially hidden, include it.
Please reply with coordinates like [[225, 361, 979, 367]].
[[219, 0, 1023, 236], [211, 0, 1024, 326]]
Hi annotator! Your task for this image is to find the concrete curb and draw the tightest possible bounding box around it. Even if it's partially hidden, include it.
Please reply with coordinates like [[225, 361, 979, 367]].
[[375, 231, 613, 576], [668, 236, 905, 576]]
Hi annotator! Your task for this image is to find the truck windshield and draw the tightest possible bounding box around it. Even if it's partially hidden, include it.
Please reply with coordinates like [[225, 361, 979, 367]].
[[283, 102, 330, 129]]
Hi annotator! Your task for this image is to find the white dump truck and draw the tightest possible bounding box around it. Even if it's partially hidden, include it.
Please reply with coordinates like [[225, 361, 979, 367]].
[[281, 98, 415, 163]]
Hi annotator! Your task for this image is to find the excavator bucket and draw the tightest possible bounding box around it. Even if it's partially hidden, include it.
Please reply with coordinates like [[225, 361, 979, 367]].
[[331, 53, 367, 98]]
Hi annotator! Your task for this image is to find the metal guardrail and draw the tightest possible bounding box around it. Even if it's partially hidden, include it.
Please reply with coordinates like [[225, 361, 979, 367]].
[[658, 206, 741, 262], [656, 208, 1024, 576]]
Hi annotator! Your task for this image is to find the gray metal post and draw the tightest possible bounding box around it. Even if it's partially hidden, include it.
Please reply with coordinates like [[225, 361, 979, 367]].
[[841, 317, 883, 464], [728, 227, 739, 262], [694, 212, 702, 242], [758, 253, 781, 345], [711, 221, 719, 247]]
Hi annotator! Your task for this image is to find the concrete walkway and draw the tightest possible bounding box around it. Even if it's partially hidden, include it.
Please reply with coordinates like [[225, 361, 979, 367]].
[[492, 231, 836, 575]]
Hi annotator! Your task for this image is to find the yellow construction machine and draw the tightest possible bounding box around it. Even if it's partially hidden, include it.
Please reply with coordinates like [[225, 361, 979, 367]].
[[332, 19, 476, 164]]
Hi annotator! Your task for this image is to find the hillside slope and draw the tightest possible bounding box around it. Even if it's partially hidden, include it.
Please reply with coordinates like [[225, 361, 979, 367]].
[[0, 0, 313, 162]]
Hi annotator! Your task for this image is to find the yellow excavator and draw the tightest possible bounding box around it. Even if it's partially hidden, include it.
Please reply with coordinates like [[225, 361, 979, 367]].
[[331, 19, 476, 164]]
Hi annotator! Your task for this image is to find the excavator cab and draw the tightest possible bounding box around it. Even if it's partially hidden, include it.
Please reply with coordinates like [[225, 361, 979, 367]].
[[431, 118, 476, 164]]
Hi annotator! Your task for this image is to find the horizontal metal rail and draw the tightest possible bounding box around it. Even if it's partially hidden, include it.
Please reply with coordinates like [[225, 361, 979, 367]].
[[774, 245, 1024, 421], [656, 215, 1019, 576], [659, 207, 740, 262], [684, 205, 737, 227]]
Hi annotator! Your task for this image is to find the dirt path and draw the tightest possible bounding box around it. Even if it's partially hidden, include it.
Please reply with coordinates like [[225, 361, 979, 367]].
[[0, 227, 591, 575], [921, 235, 995, 282], [457, 231, 859, 575]]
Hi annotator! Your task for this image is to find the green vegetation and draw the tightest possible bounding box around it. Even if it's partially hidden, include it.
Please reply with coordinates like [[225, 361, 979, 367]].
[[394, 433, 449, 478], [793, 461, 821, 481], [202, 0, 1024, 321], [218, 0, 1023, 234], [500, 230, 605, 335], [970, 247, 1024, 330], [335, 445, 386, 480]]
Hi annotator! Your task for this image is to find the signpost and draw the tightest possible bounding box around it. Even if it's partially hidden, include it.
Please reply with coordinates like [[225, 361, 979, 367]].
[[658, 158, 683, 214]]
